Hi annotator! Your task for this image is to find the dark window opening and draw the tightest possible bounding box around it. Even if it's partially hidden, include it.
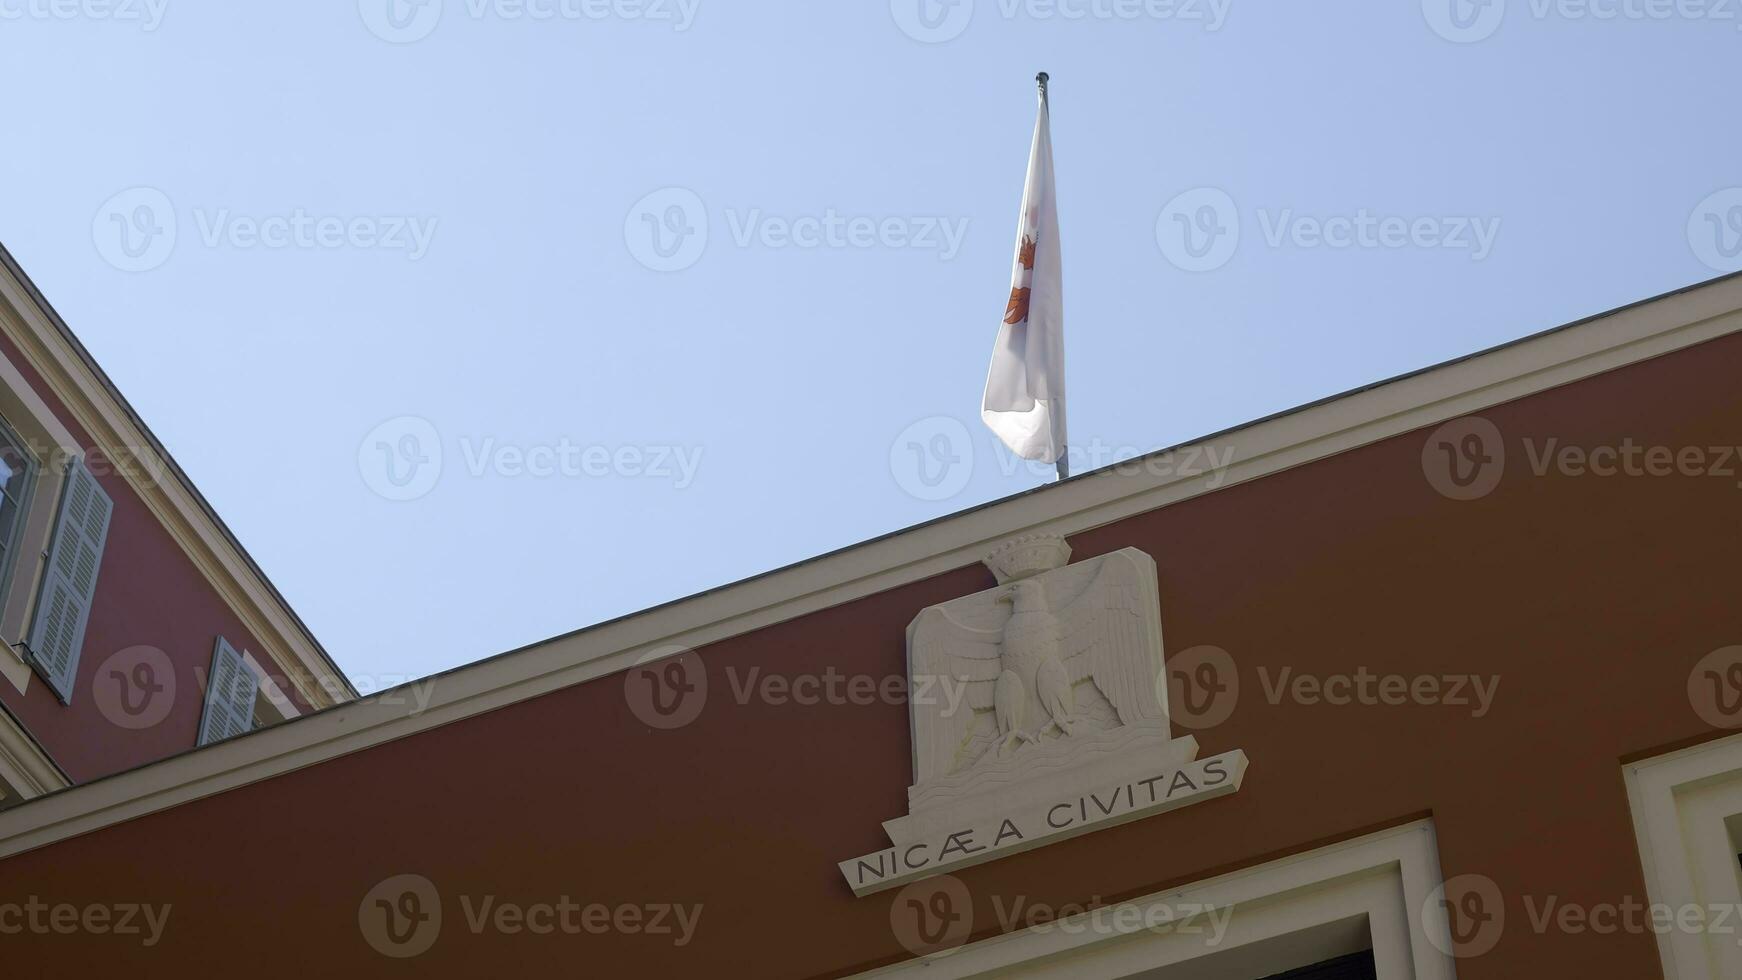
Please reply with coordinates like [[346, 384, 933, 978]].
[[1258, 950, 1378, 980]]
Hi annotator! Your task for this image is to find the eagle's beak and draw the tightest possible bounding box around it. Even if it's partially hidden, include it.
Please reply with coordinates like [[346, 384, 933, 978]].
[[996, 591, 1016, 605]]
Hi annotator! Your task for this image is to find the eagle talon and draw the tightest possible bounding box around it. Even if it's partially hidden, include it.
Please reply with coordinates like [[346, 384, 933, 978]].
[[998, 730, 1036, 756]]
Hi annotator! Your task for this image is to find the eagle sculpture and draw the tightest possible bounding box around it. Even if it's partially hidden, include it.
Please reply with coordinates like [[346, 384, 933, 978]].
[[907, 551, 1163, 783]]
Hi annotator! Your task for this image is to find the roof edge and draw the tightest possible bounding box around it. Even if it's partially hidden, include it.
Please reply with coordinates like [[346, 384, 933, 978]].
[[0, 242, 356, 705], [4, 269, 1742, 859]]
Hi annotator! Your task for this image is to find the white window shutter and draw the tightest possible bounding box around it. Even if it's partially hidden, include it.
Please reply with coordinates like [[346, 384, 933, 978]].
[[198, 637, 258, 746], [25, 455, 113, 704]]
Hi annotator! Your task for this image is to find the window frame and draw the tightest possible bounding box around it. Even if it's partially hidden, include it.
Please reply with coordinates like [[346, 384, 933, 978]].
[[0, 341, 83, 696], [0, 412, 38, 619], [1626, 732, 1742, 979], [851, 820, 1456, 979]]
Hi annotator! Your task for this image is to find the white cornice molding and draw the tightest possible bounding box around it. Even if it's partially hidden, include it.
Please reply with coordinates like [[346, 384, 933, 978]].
[[0, 253, 351, 711], [0, 705, 68, 800], [1, 273, 1740, 860]]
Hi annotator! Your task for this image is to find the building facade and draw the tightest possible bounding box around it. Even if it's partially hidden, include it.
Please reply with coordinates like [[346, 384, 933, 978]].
[[3, 271, 1742, 978], [0, 246, 352, 805]]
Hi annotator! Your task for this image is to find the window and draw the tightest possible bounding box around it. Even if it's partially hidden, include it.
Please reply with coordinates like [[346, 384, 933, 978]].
[[0, 417, 36, 612], [1626, 733, 1742, 979], [21, 456, 113, 704], [862, 821, 1455, 979], [0, 343, 91, 697], [197, 637, 262, 746], [1263, 950, 1379, 979]]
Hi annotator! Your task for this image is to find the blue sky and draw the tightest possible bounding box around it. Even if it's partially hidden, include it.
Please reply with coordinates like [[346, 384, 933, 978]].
[[1, 1, 1738, 689]]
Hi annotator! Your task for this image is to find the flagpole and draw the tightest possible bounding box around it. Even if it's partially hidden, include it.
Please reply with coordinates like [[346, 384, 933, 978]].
[[1036, 71, 1070, 482], [986, 71, 1069, 483]]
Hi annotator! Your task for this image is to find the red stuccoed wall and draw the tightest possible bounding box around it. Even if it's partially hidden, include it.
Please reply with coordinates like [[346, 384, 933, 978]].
[[4, 328, 1742, 977], [0, 326, 315, 783]]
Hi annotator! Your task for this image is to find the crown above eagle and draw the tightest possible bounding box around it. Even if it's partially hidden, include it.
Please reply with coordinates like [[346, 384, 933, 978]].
[[982, 533, 1072, 584]]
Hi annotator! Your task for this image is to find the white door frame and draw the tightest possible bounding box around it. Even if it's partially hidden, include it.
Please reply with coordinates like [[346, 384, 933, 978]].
[[855, 819, 1457, 979]]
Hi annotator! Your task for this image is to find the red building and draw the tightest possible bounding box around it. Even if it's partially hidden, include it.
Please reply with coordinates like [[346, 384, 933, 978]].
[[3, 263, 1742, 979], [0, 245, 352, 804]]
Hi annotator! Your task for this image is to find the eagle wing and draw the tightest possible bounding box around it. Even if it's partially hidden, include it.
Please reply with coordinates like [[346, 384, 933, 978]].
[[907, 605, 1002, 785], [1058, 552, 1165, 727]]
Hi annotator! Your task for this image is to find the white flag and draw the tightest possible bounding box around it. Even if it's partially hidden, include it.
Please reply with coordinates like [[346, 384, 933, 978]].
[[982, 78, 1067, 469]]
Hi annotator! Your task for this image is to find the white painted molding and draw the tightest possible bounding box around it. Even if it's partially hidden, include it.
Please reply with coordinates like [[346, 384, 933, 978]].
[[851, 819, 1454, 979], [0, 705, 68, 802], [0, 251, 351, 710], [242, 649, 301, 722], [2, 274, 1741, 860], [1625, 732, 1742, 980]]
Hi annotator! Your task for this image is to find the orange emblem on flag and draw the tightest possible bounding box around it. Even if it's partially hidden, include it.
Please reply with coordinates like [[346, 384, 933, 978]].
[[1005, 234, 1037, 324]]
